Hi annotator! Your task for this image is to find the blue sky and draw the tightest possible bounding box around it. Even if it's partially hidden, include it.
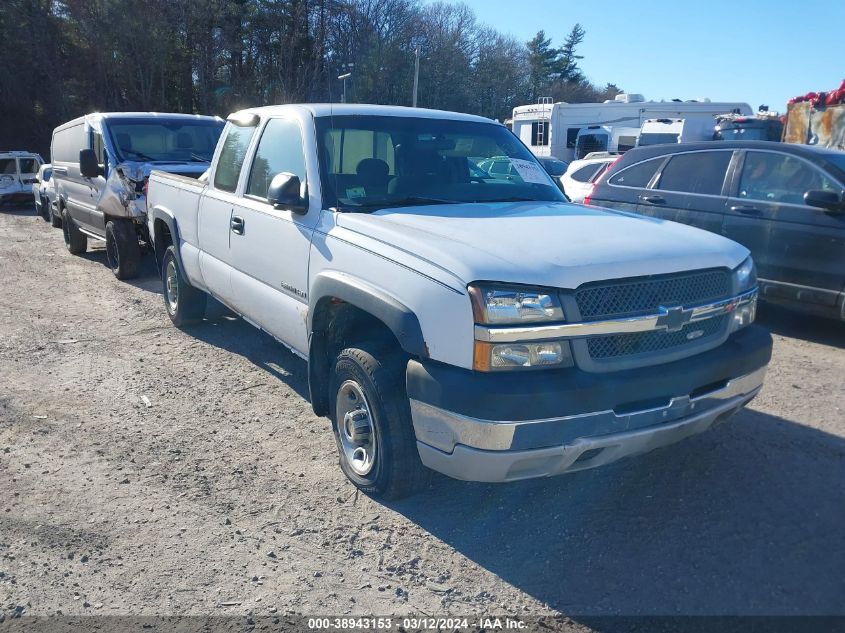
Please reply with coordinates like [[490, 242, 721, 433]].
[[445, 0, 844, 112]]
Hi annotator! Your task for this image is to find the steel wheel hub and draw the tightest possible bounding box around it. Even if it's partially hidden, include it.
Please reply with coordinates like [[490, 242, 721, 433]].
[[335, 380, 376, 476], [165, 260, 179, 312]]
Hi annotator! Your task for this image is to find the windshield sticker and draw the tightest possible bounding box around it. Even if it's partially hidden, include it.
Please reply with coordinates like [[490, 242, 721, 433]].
[[346, 186, 366, 199], [510, 159, 549, 184]]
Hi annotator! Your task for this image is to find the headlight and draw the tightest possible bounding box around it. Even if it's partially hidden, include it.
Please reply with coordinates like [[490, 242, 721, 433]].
[[733, 256, 757, 294], [469, 283, 571, 371], [473, 340, 573, 371], [729, 257, 758, 333], [468, 284, 564, 324]]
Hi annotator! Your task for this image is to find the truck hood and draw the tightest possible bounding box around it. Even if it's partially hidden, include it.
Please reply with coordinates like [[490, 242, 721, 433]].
[[335, 201, 749, 289]]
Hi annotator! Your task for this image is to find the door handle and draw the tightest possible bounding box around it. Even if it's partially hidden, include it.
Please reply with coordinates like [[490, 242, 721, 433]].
[[730, 205, 761, 215], [230, 215, 245, 235], [639, 195, 665, 204]]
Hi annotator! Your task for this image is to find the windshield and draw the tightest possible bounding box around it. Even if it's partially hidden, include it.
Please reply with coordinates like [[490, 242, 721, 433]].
[[823, 152, 845, 174], [639, 132, 680, 146], [106, 118, 224, 163], [314, 115, 564, 210]]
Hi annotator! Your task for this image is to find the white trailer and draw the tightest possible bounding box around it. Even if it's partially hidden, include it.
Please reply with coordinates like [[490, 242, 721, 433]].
[[637, 117, 717, 147], [512, 94, 752, 162]]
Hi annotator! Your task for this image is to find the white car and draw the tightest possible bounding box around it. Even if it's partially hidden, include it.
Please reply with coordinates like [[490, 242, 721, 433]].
[[0, 151, 42, 206], [32, 163, 60, 226], [146, 104, 771, 498], [560, 153, 618, 202]]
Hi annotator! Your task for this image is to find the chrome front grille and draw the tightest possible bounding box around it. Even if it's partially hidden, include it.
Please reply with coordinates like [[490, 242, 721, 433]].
[[575, 269, 731, 321], [587, 315, 728, 360], [573, 269, 732, 366]]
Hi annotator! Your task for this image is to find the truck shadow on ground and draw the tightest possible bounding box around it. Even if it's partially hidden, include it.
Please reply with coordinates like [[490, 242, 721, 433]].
[[390, 409, 845, 619], [79, 249, 162, 294], [0, 203, 38, 216], [756, 303, 844, 348]]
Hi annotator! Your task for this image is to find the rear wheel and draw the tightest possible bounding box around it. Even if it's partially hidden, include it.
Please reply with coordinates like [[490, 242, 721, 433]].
[[105, 219, 141, 280], [162, 245, 206, 327], [329, 342, 427, 499], [61, 208, 87, 255]]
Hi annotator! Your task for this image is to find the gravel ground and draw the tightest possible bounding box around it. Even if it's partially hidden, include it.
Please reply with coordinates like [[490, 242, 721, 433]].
[[0, 204, 843, 628]]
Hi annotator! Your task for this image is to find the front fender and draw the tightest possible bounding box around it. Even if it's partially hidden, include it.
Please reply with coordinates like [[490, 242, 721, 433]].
[[309, 271, 427, 358]]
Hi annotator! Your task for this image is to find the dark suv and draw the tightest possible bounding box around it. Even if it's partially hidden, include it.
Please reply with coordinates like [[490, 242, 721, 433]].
[[588, 141, 845, 320]]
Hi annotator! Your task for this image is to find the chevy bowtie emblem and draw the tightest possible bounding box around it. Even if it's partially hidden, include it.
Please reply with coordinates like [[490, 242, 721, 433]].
[[656, 305, 692, 333]]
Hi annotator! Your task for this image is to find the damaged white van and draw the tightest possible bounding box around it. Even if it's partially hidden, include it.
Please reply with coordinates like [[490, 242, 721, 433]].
[[51, 113, 224, 279]]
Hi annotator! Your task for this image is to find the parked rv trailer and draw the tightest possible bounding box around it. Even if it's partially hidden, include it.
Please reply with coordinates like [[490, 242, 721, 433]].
[[513, 94, 752, 162]]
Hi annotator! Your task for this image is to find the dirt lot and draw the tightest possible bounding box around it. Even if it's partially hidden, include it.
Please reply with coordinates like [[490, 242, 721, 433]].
[[1, 204, 843, 626]]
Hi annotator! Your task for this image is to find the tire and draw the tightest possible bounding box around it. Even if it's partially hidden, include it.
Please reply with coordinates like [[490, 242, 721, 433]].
[[61, 208, 87, 255], [162, 245, 206, 327], [329, 342, 428, 499], [39, 195, 50, 222], [49, 203, 62, 228], [105, 219, 141, 280]]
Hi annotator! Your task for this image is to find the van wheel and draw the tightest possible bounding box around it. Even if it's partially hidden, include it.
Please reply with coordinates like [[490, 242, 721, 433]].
[[162, 245, 206, 327], [50, 204, 62, 228], [105, 219, 141, 280], [61, 208, 87, 255], [39, 196, 50, 222], [329, 342, 428, 500]]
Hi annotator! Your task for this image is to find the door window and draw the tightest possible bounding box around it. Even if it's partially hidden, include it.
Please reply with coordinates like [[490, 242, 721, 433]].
[[214, 124, 257, 192], [608, 157, 663, 188], [246, 118, 307, 200], [738, 151, 838, 205], [18, 158, 39, 174], [657, 151, 731, 195], [0, 159, 15, 175]]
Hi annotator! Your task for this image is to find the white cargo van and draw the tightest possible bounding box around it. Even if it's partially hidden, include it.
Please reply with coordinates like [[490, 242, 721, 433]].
[[512, 94, 752, 162], [637, 118, 716, 146]]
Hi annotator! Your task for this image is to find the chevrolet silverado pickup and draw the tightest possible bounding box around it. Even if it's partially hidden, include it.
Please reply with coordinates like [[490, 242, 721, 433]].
[[146, 104, 772, 499]]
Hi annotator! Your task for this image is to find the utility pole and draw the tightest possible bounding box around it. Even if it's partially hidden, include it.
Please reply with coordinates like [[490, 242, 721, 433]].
[[412, 46, 420, 107]]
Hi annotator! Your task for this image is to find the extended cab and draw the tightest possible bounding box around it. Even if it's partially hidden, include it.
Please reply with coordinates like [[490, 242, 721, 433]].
[[146, 104, 772, 499]]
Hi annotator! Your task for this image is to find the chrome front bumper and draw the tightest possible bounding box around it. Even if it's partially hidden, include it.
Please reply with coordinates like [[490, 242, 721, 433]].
[[410, 367, 766, 482]]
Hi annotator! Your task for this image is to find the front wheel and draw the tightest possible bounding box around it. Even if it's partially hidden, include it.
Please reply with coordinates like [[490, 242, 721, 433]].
[[162, 245, 206, 327], [329, 342, 427, 499], [105, 219, 141, 280]]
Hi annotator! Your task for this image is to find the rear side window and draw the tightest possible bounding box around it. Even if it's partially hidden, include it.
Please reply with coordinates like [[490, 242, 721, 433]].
[[608, 157, 663, 188], [657, 151, 731, 195], [0, 159, 15, 174], [571, 163, 603, 183], [566, 128, 580, 148], [214, 124, 256, 192], [246, 118, 307, 200]]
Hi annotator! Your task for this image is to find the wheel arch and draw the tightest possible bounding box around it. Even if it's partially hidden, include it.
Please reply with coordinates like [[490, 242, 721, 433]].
[[307, 271, 428, 417], [148, 207, 183, 273]]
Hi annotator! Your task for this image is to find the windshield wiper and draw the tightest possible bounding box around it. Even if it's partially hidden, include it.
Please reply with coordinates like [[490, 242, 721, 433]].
[[189, 153, 212, 162], [344, 196, 461, 210], [120, 149, 155, 161]]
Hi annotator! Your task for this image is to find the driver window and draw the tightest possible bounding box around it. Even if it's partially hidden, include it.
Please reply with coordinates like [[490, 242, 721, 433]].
[[246, 118, 306, 200], [739, 152, 836, 206]]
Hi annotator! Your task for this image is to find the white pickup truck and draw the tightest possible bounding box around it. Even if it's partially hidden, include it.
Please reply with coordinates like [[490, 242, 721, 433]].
[[146, 104, 772, 499]]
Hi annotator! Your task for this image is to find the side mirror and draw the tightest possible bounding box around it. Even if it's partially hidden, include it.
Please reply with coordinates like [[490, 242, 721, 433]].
[[804, 189, 845, 212], [79, 149, 102, 178], [267, 172, 307, 214]]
